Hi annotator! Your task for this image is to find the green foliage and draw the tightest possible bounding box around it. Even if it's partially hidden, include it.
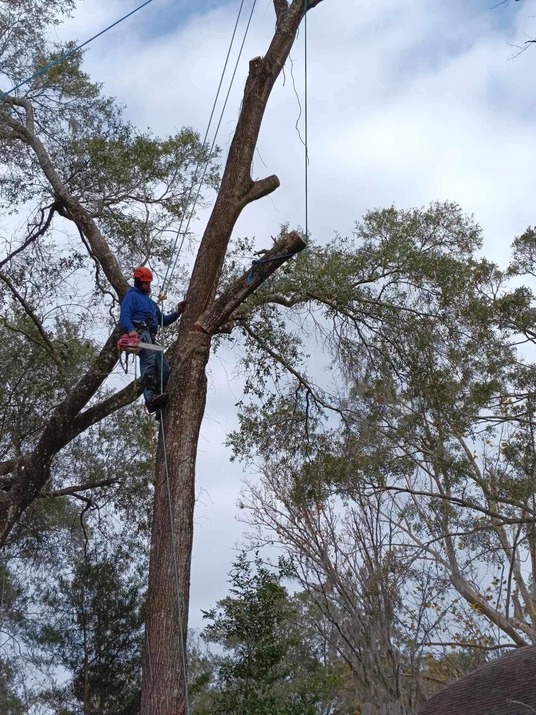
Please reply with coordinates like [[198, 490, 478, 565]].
[[227, 201, 536, 680], [198, 553, 341, 715], [509, 226, 536, 277], [230, 202, 514, 470], [0, 0, 75, 86], [30, 545, 145, 714], [0, 310, 97, 462]]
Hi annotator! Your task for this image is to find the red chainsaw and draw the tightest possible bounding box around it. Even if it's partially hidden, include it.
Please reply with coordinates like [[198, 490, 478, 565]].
[[117, 333, 164, 354]]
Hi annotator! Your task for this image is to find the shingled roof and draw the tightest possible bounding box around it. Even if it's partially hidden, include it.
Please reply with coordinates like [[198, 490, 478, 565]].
[[420, 646, 536, 715]]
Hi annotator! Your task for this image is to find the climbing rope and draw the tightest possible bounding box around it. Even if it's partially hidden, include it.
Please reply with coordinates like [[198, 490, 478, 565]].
[[146, 5, 261, 703], [160, 0, 258, 299], [159, 417, 191, 713], [303, 0, 310, 241], [1, 0, 154, 99]]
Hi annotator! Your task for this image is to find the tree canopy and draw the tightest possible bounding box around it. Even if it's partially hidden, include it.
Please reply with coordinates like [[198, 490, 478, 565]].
[[2, 1, 536, 713]]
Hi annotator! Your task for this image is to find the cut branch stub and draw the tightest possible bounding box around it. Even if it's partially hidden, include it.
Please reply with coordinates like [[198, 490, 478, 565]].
[[194, 230, 306, 335]]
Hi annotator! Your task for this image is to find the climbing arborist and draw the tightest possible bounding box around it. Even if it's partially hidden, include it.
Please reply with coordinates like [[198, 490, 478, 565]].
[[120, 266, 187, 413]]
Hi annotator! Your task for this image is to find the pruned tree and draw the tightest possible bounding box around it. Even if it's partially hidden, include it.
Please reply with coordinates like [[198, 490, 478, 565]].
[[0, 1, 324, 712]]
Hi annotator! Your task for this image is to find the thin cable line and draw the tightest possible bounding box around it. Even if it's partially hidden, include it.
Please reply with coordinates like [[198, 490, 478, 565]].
[[1, 0, 154, 99], [303, 0, 309, 241], [160, 0, 249, 294], [161, 0, 258, 297]]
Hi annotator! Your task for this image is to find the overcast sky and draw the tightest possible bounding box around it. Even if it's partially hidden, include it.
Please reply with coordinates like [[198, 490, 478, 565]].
[[53, 0, 536, 626]]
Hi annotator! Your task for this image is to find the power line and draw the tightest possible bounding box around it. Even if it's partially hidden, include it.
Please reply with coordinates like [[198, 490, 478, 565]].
[[159, 0, 249, 294], [1, 0, 154, 100]]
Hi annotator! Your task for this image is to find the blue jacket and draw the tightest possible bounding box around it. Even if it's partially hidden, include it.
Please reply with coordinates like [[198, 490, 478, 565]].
[[120, 286, 179, 335]]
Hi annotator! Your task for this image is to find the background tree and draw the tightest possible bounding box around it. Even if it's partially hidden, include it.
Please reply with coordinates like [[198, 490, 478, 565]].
[[229, 203, 536, 706], [31, 542, 145, 714], [0, 398, 153, 712], [194, 552, 348, 715]]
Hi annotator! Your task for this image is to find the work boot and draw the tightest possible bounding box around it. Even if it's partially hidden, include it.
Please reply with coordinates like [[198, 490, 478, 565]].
[[146, 393, 169, 413]]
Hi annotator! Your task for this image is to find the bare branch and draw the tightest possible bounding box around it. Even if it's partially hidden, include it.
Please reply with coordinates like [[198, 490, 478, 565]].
[[0, 203, 56, 269], [43, 478, 117, 497], [0, 268, 66, 378]]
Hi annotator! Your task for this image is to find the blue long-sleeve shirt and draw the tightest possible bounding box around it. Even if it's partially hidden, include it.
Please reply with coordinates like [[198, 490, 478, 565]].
[[120, 287, 179, 335]]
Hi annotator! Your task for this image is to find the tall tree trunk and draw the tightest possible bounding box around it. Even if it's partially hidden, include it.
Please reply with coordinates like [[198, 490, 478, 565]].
[[140, 1, 323, 712]]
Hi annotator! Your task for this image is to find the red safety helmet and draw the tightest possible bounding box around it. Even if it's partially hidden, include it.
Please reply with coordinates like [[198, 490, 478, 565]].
[[133, 266, 153, 282]]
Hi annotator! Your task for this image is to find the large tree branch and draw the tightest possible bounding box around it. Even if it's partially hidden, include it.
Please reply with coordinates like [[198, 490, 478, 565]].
[[194, 230, 306, 334], [0, 326, 127, 545], [394, 502, 530, 646], [1, 97, 129, 299], [445, 533, 530, 646], [71, 378, 142, 435], [0, 378, 142, 486]]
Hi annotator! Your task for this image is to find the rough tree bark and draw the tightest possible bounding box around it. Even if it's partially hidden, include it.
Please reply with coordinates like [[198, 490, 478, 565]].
[[140, 1, 323, 712]]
